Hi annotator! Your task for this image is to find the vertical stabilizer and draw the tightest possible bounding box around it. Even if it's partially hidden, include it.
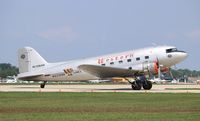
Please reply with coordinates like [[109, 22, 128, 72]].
[[18, 47, 48, 73]]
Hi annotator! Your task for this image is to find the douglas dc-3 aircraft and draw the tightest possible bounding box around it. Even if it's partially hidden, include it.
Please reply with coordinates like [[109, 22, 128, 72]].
[[17, 45, 187, 90]]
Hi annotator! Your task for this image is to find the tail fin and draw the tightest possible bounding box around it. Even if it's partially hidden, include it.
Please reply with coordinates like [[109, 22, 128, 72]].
[[18, 47, 48, 73]]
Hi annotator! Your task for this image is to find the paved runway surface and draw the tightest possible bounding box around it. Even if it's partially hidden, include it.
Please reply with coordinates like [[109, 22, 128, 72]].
[[1, 84, 200, 93]]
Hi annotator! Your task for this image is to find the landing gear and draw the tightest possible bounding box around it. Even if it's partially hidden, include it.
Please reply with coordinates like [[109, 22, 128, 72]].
[[129, 77, 152, 90], [142, 81, 152, 90], [131, 81, 142, 90], [40, 81, 47, 88]]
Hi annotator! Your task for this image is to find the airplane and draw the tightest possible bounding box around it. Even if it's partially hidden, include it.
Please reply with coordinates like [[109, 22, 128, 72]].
[[17, 45, 188, 90], [6, 76, 17, 83]]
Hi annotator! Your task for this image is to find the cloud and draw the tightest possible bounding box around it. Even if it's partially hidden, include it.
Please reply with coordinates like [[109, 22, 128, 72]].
[[186, 30, 200, 40], [36, 26, 77, 42]]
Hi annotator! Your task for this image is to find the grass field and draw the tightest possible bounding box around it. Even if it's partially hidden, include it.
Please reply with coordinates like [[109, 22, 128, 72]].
[[0, 93, 200, 121]]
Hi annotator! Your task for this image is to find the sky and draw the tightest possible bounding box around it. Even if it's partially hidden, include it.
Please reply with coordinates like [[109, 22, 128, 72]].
[[0, 0, 200, 70]]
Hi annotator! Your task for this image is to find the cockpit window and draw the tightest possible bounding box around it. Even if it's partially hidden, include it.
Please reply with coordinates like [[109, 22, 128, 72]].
[[166, 48, 178, 53]]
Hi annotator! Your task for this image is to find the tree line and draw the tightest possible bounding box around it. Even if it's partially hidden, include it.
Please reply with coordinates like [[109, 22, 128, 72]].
[[171, 69, 200, 78], [0, 63, 19, 78]]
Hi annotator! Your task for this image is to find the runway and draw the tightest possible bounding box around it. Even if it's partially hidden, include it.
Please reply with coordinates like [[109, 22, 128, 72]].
[[0, 84, 200, 93]]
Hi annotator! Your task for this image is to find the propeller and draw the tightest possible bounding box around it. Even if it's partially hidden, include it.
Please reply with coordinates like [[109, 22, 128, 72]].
[[168, 67, 174, 79], [155, 57, 162, 80], [153, 58, 159, 74]]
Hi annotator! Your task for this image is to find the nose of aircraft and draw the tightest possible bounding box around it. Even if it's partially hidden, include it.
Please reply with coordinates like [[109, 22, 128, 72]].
[[176, 51, 188, 62], [180, 52, 188, 59]]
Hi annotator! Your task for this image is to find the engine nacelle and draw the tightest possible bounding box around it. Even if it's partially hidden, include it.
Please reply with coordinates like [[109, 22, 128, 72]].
[[131, 62, 159, 74], [131, 62, 170, 75], [142, 62, 158, 74]]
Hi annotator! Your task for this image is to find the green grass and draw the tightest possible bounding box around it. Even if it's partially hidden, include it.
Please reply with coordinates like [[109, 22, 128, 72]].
[[0, 93, 200, 121]]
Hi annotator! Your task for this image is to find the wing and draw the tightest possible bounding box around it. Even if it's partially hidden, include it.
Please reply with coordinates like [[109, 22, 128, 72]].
[[78, 64, 143, 78]]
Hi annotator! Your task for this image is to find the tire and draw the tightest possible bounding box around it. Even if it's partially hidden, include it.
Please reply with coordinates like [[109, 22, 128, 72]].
[[131, 82, 142, 90], [40, 84, 45, 88], [143, 81, 152, 90]]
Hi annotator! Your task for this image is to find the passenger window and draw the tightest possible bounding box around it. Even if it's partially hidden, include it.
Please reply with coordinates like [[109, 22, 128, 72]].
[[119, 60, 123, 64], [136, 57, 140, 61], [145, 56, 149, 59], [101, 64, 105, 66], [110, 62, 114, 65], [127, 59, 131, 62]]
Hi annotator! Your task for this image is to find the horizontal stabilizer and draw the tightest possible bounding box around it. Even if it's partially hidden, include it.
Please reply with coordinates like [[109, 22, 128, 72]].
[[17, 72, 44, 80]]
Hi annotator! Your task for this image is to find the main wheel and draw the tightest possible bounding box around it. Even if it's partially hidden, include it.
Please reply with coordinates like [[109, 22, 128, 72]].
[[143, 81, 152, 90], [131, 82, 142, 90]]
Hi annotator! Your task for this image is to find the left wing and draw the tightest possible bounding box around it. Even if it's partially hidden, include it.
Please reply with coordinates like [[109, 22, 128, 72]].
[[78, 64, 143, 78]]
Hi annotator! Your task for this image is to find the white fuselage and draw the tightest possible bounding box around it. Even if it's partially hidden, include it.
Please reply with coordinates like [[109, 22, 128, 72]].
[[18, 46, 187, 82]]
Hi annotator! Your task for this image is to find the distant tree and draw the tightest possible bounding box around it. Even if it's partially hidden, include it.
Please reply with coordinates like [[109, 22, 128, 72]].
[[171, 69, 200, 78], [0, 63, 19, 78]]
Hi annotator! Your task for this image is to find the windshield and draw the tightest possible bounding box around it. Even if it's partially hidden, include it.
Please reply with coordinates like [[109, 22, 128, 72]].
[[166, 48, 178, 53]]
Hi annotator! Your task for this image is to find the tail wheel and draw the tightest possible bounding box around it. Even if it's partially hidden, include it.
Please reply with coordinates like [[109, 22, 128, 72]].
[[40, 84, 45, 88], [143, 81, 152, 90], [40, 81, 47, 88]]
